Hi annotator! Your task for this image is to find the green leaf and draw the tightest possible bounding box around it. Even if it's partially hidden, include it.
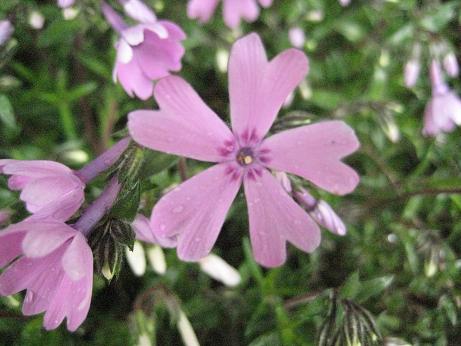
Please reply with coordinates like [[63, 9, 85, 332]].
[[420, 3, 457, 32], [110, 182, 141, 222], [356, 275, 394, 302], [340, 271, 360, 300], [0, 94, 16, 130], [139, 149, 179, 179]]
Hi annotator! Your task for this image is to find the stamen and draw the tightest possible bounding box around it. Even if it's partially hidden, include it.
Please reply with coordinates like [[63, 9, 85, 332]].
[[236, 147, 254, 166]]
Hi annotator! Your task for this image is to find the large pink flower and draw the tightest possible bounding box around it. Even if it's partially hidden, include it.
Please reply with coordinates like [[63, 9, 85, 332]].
[[187, 0, 273, 29], [102, 1, 186, 100], [0, 160, 85, 220], [0, 220, 93, 331], [128, 33, 359, 267], [423, 60, 461, 136]]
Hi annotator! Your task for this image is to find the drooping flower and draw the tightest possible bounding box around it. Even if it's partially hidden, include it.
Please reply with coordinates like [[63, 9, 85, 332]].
[[423, 60, 461, 136], [102, 1, 186, 100], [0, 220, 93, 331], [129, 33, 359, 267], [0, 160, 85, 221], [0, 20, 13, 46], [187, 0, 273, 29]]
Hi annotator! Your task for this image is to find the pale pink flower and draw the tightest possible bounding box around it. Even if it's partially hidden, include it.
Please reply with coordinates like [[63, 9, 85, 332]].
[[0, 20, 13, 46], [0, 220, 93, 331], [443, 52, 459, 78], [339, 0, 350, 6], [0, 160, 85, 221], [102, 1, 186, 100], [129, 33, 359, 267], [57, 0, 75, 8], [423, 60, 461, 136], [404, 58, 420, 88], [187, 0, 273, 29], [288, 27, 305, 49]]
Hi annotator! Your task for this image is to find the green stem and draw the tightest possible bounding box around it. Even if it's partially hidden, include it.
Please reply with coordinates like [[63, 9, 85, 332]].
[[57, 102, 77, 141]]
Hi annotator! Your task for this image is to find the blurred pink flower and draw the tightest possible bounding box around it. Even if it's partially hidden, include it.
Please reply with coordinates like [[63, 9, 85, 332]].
[[57, 0, 75, 8], [0, 160, 85, 221], [404, 58, 420, 88], [443, 52, 459, 78], [423, 60, 461, 136], [0, 20, 13, 46], [339, 0, 351, 6], [0, 220, 93, 331], [129, 33, 359, 267], [187, 0, 273, 29], [102, 1, 185, 100], [288, 27, 305, 49]]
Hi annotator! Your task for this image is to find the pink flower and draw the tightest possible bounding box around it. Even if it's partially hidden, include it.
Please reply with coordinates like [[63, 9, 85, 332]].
[[443, 52, 459, 78], [0, 220, 93, 331], [57, 0, 75, 8], [288, 27, 305, 49], [404, 58, 420, 88], [187, 0, 273, 29], [102, 1, 186, 100], [0, 20, 13, 46], [339, 0, 351, 6], [128, 33, 359, 267], [0, 160, 85, 221], [423, 60, 461, 136]]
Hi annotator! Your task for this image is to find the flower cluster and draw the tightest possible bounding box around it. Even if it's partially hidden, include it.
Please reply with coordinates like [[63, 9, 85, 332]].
[[0, 0, 364, 334]]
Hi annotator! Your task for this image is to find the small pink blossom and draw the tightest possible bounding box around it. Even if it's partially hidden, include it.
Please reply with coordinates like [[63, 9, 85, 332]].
[[339, 0, 351, 6], [288, 27, 305, 49], [0, 220, 93, 331], [0, 160, 85, 220], [57, 0, 75, 8], [423, 60, 461, 136], [102, 1, 186, 100], [0, 20, 13, 46], [404, 58, 420, 88], [443, 52, 459, 78], [129, 33, 359, 267], [293, 188, 346, 236], [187, 0, 273, 29]]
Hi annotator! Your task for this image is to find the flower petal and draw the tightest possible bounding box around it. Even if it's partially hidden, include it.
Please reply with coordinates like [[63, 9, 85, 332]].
[[228, 33, 308, 140], [263, 121, 360, 195], [0, 230, 25, 267], [187, 0, 219, 23], [150, 163, 241, 261], [133, 214, 177, 248], [122, 0, 157, 24], [1, 160, 71, 177], [223, 0, 259, 28], [22, 223, 75, 258], [129, 76, 233, 162], [115, 58, 154, 100], [62, 233, 92, 281], [244, 169, 321, 267]]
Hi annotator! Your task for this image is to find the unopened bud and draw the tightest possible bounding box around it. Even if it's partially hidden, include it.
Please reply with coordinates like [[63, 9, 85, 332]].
[[126, 241, 147, 276], [289, 27, 306, 49], [443, 52, 459, 77], [294, 189, 346, 235], [199, 253, 241, 287], [404, 59, 420, 88], [147, 245, 167, 275], [0, 20, 13, 46], [29, 11, 45, 30]]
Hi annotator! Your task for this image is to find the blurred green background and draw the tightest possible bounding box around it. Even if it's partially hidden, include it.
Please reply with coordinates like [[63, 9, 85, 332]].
[[1, 0, 461, 345]]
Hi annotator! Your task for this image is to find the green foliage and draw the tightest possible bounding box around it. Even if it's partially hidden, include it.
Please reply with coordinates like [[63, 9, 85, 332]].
[[1, 0, 461, 345]]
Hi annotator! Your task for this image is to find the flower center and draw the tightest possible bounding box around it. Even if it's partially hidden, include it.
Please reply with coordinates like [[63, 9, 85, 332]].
[[236, 147, 254, 166]]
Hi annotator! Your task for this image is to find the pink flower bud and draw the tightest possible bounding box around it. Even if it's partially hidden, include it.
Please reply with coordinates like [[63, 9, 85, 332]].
[[0, 20, 13, 46], [443, 52, 459, 77], [404, 59, 420, 88], [289, 27, 306, 49]]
